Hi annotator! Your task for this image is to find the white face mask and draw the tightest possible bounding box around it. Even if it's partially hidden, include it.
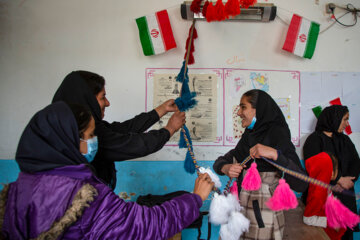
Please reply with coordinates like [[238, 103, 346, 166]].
[[80, 136, 98, 162]]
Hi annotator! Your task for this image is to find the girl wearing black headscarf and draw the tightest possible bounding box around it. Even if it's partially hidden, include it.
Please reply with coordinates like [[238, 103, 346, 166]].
[[2, 102, 213, 239], [303, 105, 360, 240], [213, 90, 308, 240], [52, 71, 185, 189]]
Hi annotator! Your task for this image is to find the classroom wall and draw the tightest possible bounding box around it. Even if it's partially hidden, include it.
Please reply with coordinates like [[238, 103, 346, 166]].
[[1, 0, 359, 239]]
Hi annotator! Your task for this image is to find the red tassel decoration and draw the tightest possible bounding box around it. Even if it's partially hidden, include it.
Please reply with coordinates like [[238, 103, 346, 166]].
[[184, 26, 198, 65], [240, 0, 257, 9], [266, 179, 298, 211], [214, 0, 227, 21], [202, 1, 209, 18], [191, 26, 198, 39], [325, 194, 360, 229], [225, 0, 241, 17], [190, 0, 203, 14], [241, 162, 261, 191], [229, 181, 239, 200], [205, 2, 216, 22], [187, 53, 195, 65]]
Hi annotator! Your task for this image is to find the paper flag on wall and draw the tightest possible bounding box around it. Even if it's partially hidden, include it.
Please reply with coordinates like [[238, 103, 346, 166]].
[[136, 10, 177, 56], [282, 14, 320, 59]]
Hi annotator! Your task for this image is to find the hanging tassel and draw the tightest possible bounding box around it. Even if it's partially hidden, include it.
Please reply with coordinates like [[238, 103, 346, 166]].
[[184, 38, 194, 58], [190, 24, 198, 39], [229, 181, 239, 200], [190, 0, 203, 13], [188, 53, 195, 65], [175, 91, 197, 112], [266, 179, 298, 211], [205, 2, 216, 22], [183, 25, 197, 65], [176, 61, 189, 83], [220, 211, 250, 240], [214, 0, 227, 21], [241, 162, 261, 191], [184, 149, 196, 174], [179, 124, 192, 148], [325, 194, 360, 229], [240, 0, 257, 9], [225, 0, 241, 17], [202, 1, 210, 18], [199, 167, 222, 188]]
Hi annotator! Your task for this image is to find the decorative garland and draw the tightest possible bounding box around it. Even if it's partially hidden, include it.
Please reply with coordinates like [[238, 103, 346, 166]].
[[260, 156, 356, 197]]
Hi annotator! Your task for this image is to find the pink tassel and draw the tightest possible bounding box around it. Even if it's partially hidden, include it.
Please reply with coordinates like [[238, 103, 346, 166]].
[[241, 162, 261, 191], [325, 194, 360, 229], [266, 179, 298, 211], [229, 181, 239, 200]]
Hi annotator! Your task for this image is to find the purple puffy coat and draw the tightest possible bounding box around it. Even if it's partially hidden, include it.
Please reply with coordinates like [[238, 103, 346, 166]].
[[2, 164, 202, 239]]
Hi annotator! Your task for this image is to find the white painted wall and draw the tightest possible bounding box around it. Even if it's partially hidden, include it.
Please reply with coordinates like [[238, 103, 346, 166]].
[[1, 0, 359, 159]]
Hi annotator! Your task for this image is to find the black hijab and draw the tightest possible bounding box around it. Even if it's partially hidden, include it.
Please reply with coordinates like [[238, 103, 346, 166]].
[[16, 102, 87, 172], [315, 105, 359, 177], [315, 105, 348, 133], [52, 71, 116, 189], [52, 71, 102, 122], [234, 90, 292, 163]]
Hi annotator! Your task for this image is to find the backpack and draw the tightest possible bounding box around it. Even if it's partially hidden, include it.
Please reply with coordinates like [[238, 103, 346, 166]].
[[136, 191, 211, 240]]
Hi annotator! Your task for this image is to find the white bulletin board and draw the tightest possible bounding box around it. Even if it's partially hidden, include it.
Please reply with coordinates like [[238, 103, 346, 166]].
[[224, 69, 300, 146], [146, 68, 300, 148]]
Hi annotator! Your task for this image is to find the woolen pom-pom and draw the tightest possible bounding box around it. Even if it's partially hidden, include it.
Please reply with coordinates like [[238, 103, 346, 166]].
[[199, 167, 222, 188], [220, 211, 250, 240], [325, 194, 360, 229], [210, 193, 242, 225], [241, 162, 261, 191], [210, 193, 232, 225], [266, 179, 298, 211]]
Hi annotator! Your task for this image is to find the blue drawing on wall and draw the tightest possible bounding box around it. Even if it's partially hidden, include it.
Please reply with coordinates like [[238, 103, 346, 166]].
[[250, 72, 269, 92]]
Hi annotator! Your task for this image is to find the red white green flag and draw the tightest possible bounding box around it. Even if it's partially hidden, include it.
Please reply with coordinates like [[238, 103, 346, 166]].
[[283, 14, 320, 59], [136, 10, 177, 56], [312, 97, 352, 135]]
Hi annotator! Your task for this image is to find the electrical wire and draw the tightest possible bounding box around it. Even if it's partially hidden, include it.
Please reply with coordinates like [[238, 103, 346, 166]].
[[276, 4, 359, 35], [330, 3, 359, 27], [319, 12, 348, 34]]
